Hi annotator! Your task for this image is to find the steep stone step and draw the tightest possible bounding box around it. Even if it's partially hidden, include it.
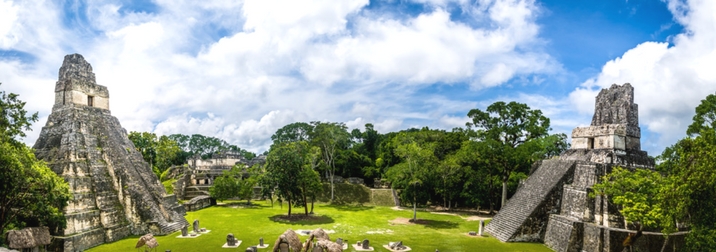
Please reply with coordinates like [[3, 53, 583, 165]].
[[485, 160, 578, 242]]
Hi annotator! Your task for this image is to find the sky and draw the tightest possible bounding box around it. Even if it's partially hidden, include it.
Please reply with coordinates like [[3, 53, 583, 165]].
[[1, 0, 714, 155]]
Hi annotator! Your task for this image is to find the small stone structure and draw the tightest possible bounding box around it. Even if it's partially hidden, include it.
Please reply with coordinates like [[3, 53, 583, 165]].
[[176, 153, 266, 200], [6, 227, 51, 251], [184, 195, 215, 212], [33, 54, 187, 251], [484, 83, 685, 251], [192, 220, 200, 233]]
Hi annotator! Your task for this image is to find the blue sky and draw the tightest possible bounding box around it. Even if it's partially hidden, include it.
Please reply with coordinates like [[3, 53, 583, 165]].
[[1, 0, 715, 155]]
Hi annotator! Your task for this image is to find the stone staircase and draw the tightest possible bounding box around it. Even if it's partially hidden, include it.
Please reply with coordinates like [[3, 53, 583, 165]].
[[184, 186, 210, 200], [485, 160, 578, 242]]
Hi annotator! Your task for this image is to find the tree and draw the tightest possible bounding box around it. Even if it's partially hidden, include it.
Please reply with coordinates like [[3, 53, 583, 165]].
[[591, 167, 664, 228], [262, 141, 306, 217], [311, 122, 350, 202], [129, 132, 182, 177], [686, 93, 716, 136], [466, 101, 550, 208], [271, 122, 314, 145], [0, 84, 71, 245], [209, 166, 242, 202], [386, 132, 436, 221], [657, 129, 716, 251]]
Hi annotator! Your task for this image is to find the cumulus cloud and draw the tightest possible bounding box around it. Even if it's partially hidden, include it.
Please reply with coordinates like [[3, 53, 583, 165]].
[[569, 0, 716, 152], [2, 0, 556, 153]]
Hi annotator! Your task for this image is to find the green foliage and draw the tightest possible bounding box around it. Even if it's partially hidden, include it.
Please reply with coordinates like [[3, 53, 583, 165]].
[[657, 129, 716, 250], [209, 166, 242, 201], [686, 93, 716, 136], [271, 122, 314, 145], [310, 122, 351, 202], [162, 179, 177, 194], [591, 167, 664, 228], [466, 101, 550, 209], [209, 166, 255, 202], [128, 132, 182, 176], [0, 83, 38, 142], [168, 134, 256, 160], [262, 141, 322, 216], [0, 84, 70, 245]]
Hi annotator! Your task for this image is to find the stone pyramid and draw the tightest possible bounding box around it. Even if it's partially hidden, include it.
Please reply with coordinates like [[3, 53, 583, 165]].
[[484, 84, 678, 252], [33, 54, 187, 251]]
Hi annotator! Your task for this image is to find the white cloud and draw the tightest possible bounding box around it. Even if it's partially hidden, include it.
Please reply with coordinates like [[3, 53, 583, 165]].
[[0, 0, 19, 48], [569, 0, 716, 152], [2, 0, 558, 153]]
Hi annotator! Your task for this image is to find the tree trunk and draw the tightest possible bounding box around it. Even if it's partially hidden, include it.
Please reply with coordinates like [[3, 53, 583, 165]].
[[330, 179, 335, 203], [288, 198, 292, 217], [303, 188, 309, 216], [412, 187, 417, 221], [501, 179, 508, 209], [660, 234, 670, 252], [310, 196, 315, 214]]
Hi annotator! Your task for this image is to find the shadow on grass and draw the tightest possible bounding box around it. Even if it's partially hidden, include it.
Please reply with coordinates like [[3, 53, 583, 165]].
[[321, 204, 374, 212], [268, 214, 335, 226], [216, 202, 271, 209], [421, 219, 459, 229], [391, 218, 459, 230]]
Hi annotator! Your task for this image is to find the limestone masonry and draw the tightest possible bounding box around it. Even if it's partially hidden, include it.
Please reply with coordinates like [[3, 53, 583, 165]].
[[485, 83, 684, 252], [33, 54, 188, 251]]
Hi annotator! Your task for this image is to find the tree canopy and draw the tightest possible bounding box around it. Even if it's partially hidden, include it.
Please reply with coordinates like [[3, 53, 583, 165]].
[[0, 83, 71, 246], [466, 101, 551, 208]]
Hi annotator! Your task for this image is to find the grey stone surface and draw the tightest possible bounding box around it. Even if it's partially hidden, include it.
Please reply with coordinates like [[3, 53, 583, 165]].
[[33, 54, 187, 252], [362, 239, 369, 249], [193, 220, 199, 233], [181, 226, 188, 236], [488, 83, 685, 251], [591, 83, 639, 133], [227, 233, 237, 246], [484, 160, 578, 242]]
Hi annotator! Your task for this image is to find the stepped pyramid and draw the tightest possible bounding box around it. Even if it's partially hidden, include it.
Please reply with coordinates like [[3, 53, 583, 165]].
[[33, 54, 187, 251], [485, 84, 684, 251]]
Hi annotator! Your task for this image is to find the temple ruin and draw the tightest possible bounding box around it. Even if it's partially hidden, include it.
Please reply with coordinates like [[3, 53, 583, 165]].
[[33, 54, 188, 251], [484, 83, 685, 251]]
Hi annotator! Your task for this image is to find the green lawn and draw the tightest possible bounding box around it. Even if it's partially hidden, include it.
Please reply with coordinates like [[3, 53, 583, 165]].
[[87, 201, 551, 252]]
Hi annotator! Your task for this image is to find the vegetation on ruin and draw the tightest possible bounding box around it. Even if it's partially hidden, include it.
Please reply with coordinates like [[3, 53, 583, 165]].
[[86, 202, 552, 252], [0, 84, 71, 246]]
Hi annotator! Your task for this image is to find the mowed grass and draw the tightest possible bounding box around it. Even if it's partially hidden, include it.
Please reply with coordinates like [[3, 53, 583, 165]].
[[87, 201, 551, 252]]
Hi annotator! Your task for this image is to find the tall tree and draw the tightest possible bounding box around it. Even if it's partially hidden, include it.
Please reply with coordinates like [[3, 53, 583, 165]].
[[262, 141, 315, 217], [0, 84, 71, 245], [466, 101, 550, 208], [129, 132, 182, 176], [386, 132, 436, 221], [271, 122, 314, 145], [311, 122, 350, 202], [686, 93, 716, 136]]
